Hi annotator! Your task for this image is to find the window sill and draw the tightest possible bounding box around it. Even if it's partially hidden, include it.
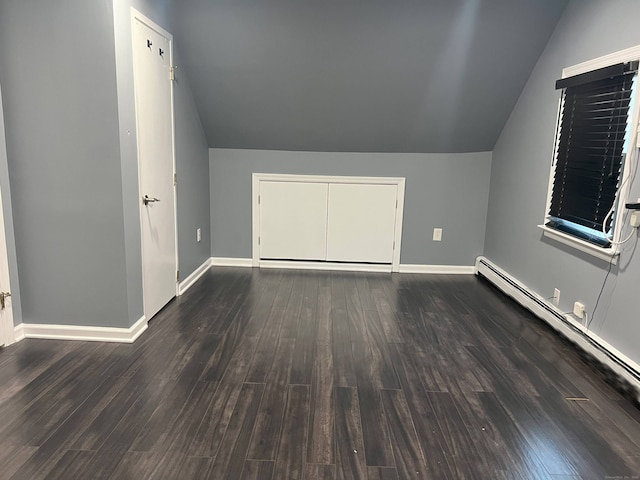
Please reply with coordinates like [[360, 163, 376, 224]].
[[538, 225, 619, 264]]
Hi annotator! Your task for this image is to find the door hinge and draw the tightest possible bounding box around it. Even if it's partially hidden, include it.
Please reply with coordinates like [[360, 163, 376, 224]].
[[258, 236, 260, 245], [258, 195, 260, 205], [176, 270, 179, 281], [396, 199, 398, 208], [174, 173, 177, 186], [393, 241, 395, 250]]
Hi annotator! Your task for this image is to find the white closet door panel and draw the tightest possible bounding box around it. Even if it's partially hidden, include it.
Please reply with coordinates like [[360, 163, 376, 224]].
[[326, 184, 397, 263], [259, 181, 328, 260]]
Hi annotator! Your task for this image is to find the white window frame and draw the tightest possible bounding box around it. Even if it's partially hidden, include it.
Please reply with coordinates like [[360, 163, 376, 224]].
[[539, 45, 640, 263]]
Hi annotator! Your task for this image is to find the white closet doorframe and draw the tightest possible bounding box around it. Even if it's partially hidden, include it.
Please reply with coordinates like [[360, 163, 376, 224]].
[[251, 173, 405, 272]]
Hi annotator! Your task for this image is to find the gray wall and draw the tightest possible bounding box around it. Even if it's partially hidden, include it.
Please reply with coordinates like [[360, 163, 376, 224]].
[[173, 0, 567, 153], [174, 49, 211, 278], [484, 0, 640, 366], [210, 148, 491, 266], [0, 0, 208, 329], [0, 0, 130, 327], [0, 83, 22, 326]]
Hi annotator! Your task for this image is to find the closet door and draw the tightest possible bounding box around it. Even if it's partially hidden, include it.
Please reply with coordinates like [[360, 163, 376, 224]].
[[326, 183, 398, 263], [259, 181, 328, 260]]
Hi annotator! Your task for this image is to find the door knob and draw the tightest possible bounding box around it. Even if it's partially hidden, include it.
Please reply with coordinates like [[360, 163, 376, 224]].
[[143, 195, 160, 206]]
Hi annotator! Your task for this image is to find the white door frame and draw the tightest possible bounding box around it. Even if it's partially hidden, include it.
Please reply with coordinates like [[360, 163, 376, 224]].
[[0, 185, 14, 346], [0, 83, 15, 346], [131, 8, 179, 316], [251, 173, 406, 272]]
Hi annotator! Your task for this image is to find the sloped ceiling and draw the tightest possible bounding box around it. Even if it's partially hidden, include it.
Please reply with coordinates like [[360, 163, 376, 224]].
[[171, 0, 568, 153]]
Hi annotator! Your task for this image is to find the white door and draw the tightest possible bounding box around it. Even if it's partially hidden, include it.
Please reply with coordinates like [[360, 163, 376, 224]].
[[259, 181, 328, 260], [0, 185, 14, 346], [326, 183, 398, 263], [132, 16, 177, 320]]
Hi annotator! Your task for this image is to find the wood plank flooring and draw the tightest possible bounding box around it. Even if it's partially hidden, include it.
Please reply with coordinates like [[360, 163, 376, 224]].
[[1, 267, 639, 479]]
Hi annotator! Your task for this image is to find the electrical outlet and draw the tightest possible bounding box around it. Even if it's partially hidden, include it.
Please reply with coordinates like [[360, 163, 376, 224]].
[[573, 301, 585, 319], [553, 288, 560, 307], [196, 228, 202, 242], [433, 228, 442, 242]]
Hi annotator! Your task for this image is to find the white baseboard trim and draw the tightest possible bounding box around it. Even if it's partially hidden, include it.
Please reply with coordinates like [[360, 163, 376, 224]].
[[259, 260, 392, 273], [398, 264, 475, 274], [178, 258, 212, 295], [14, 323, 24, 342], [13, 315, 148, 344], [475, 256, 640, 402], [210, 257, 253, 268], [211, 258, 474, 275]]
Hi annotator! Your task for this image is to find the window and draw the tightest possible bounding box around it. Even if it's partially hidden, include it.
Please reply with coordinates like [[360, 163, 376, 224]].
[[543, 52, 640, 258]]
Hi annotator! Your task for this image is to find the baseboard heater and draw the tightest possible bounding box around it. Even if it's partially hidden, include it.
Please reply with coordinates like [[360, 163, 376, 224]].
[[475, 256, 640, 403]]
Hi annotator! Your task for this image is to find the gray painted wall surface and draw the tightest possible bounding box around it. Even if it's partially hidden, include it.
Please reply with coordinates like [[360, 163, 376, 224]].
[[174, 49, 211, 278], [484, 0, 640, 366], [174, 0, 567, 153], [210, 148, 491, 266], [0, 0, 209, 329], [0, 84, 22, 326], [0, 0, 130, 327]]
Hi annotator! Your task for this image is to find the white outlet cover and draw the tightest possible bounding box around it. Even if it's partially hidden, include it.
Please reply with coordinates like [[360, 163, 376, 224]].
[[433, 228, 442, 241]]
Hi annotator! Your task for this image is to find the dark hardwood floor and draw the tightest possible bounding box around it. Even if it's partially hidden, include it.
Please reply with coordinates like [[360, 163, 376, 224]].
[[1, 267, 639, 479]]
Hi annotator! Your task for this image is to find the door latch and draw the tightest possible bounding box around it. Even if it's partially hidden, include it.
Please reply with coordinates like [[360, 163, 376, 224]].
[[0, 292, 11, 309]]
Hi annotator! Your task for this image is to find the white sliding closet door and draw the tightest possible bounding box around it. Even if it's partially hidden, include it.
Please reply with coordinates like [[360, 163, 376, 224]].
[[326, 183, 398, 263], [259, 181, 328, 260]]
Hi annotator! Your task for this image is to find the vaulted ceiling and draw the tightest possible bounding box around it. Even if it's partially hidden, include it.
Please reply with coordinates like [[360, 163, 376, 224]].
[[171, 0, 568, 153]]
